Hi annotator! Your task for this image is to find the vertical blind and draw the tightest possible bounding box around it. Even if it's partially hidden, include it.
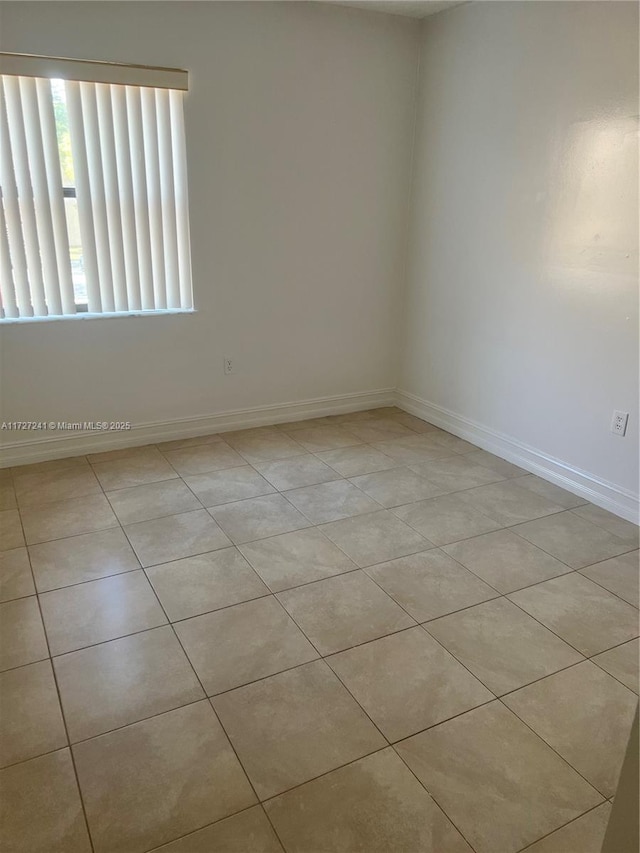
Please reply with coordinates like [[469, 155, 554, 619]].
[[0, 54, 192, 319]]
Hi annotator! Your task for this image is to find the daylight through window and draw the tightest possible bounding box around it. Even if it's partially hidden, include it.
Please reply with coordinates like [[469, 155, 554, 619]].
[[0, 54, 192, 319]]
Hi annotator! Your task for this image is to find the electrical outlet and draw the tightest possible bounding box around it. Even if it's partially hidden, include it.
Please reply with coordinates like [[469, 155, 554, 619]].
[[223, 357, 234, 375], [611, 410, 629, 436]]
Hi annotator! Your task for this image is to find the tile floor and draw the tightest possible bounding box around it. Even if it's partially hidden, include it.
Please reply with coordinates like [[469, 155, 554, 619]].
[[0, 407, 638, 853]]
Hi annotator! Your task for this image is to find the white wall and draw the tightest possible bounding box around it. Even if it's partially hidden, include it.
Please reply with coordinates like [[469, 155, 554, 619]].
[[0, 1, 419, 440], [400, 1, 639, 505]]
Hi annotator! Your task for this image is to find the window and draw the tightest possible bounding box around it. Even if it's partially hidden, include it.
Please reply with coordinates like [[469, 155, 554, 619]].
[[0, 53, 192, 320]]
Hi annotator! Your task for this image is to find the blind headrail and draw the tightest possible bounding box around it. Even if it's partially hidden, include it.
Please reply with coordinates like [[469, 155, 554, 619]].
[[0, 53, 188, 91]]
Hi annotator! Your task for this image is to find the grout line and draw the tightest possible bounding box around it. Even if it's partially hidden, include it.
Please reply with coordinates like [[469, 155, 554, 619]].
[[389, 743, 481, 853], [496, 697, 610, 799], [514, 800, 611, 853], [135, 554, 268, 826], [12, 504, 97, 853]]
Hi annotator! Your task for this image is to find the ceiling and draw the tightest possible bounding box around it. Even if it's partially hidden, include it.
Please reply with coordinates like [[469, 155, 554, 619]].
[[318, 1, 467, 18]]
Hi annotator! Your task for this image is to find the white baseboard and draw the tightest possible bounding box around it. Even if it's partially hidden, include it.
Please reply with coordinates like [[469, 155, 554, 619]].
[[0, 388, 396, 468], [396, 389, 640, 524]]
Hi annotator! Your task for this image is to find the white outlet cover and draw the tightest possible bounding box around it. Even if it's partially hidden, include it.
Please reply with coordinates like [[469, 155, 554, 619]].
[[611, 410, 629, 436]]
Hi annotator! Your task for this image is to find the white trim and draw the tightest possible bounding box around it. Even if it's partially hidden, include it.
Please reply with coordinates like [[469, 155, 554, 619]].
[[396, 389, 640, 524], [0, 309, 196, 324], [0, 53, 188, 91], [0, 389, 395, 468]]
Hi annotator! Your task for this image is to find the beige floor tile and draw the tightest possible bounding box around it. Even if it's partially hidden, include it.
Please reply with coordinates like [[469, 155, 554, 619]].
[[580, 550, 639, 606], [443, 529, 570, 594], [223, 426, 279, 442], [29, 528, 139, 592], [239, 527, 357, 592], [512, 511, 632, 569], [175, 596, 317, 695], [349, 467, 445, 508], [283, 480, 379, 524], [328, 627, 492, 741], [387, 412, 441, 433], [592, 639, 639, 693], [212, 660, 385, 799], [393, 494, 502, 546], [106, 479, 201, 524], [20, 494, 117, 545], [147, 547, 268, 621], [430, 432, 477, 454], [0, 596, 48, 671], [209, 494, 309, 544], [14, 467, 102, 509], [316, 445, 398, 477], [73, 701, 256, 853], [92, 447, 179, 490], [0, 749, 91, 853], [12, 455, 89, 476], [409, 455, 505, 491], [265, 747, 472, 853], [503, 661, 637, 797], [253, 455, 339, 490], [285, 425, 361, 452], [366, 549, 498, 622], [572, 504, 639, 547], [225, 430, 308, 463], [395, 702, 602, 853], [524, 802, 612, 853], [321, 509, 431, 567], [512, 474, 587, 509], [277, 570, 414, 655], [0, 660, 67, 767], [40, 570, 167, 655], [0, 547, 35, 601], [509, 573, 639, 656], [162, 442, 245, 476], [464, 449, 527, 478], [458, 480, 565, 525], [155, 432, 224, 452], [54, 625, 204, 742], [275, 416, 334, 431], [87, 445, 155, 464], [347, 419, 416, 443], [329, 409, 384, 424], [426, 598, 583, 695], [125, 509, 231, 567], [0, 479, 17, 511], [151, 806, 284, 852], [184, 466, 275, 507], [372, 435, 453, 464], [0, 509, 25, 551]]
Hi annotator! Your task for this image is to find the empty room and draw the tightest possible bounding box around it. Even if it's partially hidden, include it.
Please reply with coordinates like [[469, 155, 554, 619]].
[[0, 1, 638, 851]]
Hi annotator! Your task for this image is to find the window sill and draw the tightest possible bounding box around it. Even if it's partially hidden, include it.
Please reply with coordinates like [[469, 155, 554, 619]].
[[0, 308, 197, 324]]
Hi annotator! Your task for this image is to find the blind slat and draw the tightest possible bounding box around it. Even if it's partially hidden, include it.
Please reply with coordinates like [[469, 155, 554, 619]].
[[80, 81, 115, 312], [139, 86, 166, 310], [65, 79, 101, 312], [95, 84, 127, 312], [156, 88, 180, 310], [110, 84, 141, 311], [0, 201, 20, 318], [126, 86, 154, 310], [35, 77, 76, 314], [169, 89, 193, 310], [19, 76, 63, 315], [3, 75, 48, 315], [0, 80, 33, 317]]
